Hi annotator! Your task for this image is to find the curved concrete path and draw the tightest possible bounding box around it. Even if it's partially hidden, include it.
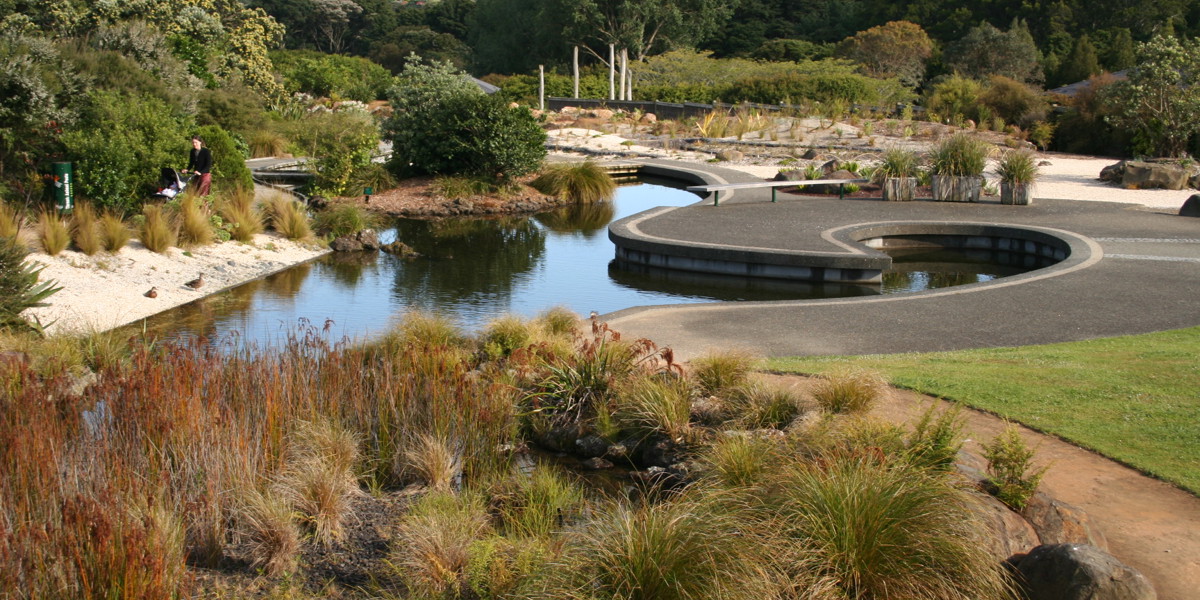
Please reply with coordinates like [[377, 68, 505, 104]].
[[603, 159, 1200, 359]]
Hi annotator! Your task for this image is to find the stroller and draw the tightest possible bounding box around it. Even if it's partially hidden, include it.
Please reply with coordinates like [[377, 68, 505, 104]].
[[153, 167, 192, 199]]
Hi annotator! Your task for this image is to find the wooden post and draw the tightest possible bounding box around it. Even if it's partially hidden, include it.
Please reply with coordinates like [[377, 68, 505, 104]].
[[608, 44, 615, 100], [573, 46, 579, 99], [538, 65, 545, 111], [618, 48, 627, 101]]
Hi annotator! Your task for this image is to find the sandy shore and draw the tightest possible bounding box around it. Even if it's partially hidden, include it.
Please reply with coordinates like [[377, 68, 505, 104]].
[[19, 133, 1193, 336], [25, 233, 328, 335]]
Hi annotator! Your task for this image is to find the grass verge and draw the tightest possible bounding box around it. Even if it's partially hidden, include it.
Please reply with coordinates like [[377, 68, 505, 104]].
[[766, 326, 1200, 494]]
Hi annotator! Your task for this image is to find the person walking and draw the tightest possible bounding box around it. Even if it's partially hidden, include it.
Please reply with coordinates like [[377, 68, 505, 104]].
[[182, 135, 213, 196]]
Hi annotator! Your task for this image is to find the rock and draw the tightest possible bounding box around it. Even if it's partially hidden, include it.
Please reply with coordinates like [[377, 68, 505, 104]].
[[1023, 492, 1109, 551], [634, 434, 684, 469], [801, 148, 819, 159], [330, 229, 381, 252], [574, 434, 610, 458], [639, 112, 657, 124], [588, 108, 614, 119], [964, 119, 976, 129], [967, 492, 1041, 561], [1189, 173, 1200, 190], [821, 159, 842, 174], [1180, 194, 1200, 217], [67, 370, 99, 397], [381, 241, 419, 257], [580, 457, 614, 470], [1122, 160, 1189, 190], [773, 169, 807, 182], [716, 149, 744, 162], [809, 169, 860, 194], [357, 229, 380, 251], [690, 395, 726, 425], [533, 424, 585, 454], [1015, 544, 1157, 600], [1099, 161, 1126, 183], [309, 195, 330, 210], [604, 443, 629, 461], [559, 106, 581, 116], [1039, 160, 1052, 166]]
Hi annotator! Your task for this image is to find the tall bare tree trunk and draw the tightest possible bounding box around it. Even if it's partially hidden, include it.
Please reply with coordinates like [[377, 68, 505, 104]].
[[609, 44, 615, 100], [573, 46, 580, 99]]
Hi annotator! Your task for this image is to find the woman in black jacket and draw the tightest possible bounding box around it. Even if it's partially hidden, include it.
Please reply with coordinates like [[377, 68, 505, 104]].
[[182, 135, 213, 196]]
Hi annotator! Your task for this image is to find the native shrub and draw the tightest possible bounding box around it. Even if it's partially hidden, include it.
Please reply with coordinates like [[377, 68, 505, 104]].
[[0, 235, 61, 331]]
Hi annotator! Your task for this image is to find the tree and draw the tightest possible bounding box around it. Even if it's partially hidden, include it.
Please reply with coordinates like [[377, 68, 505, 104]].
[[0, 34, 77, 203], [835, 20, 932, 88], [1057, 34, 1100, 85], [1102, 35, 1200, 157], [552, 0, 735, 63], [1104, 28, 1135, 71], [311, 0, 363, 55], [943, 20, 1043, 84]]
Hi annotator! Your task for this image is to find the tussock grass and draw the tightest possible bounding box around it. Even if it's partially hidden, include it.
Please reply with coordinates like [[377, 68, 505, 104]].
[[530, 161, 617, 203], [490, 464, 584, 539], [393, 490, 492, 596], [217, 188, 263, 242], [276, 420, 361, 545], [138, 204, 176, 253], [689, 349, 757, 395], [536, 306, 581, 336], [0, 236, 62, 333], [37, 209, 70, 255], [725, 380, 804, 429], [312, 202, 373, 238], [99, 211, 131, 252], [481, 314, 534, 359], [766, 455, 1013, 600], [435, 175, 494, 200], [70, 201, 101, 255], [238, 490, 300, 576], [399, 433, 464, 491], [249, 129, 288, 158], [811, 368, 887, 414], [702, 433, 777, 488], [0, 202, 21, 238], [614, 374, 694, 442], [175, 196, 214, 248], [262, 192, 311, 240]]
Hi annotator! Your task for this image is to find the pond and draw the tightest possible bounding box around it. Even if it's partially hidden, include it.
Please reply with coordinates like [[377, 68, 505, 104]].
[[129, 181, 1038, 346]]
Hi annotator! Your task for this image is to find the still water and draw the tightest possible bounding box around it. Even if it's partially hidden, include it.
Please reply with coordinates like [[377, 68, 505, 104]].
[[129, 182, 1032, 346]]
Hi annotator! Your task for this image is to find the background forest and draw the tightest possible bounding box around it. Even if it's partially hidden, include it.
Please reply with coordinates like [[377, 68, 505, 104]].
[[3, 0, 1200, 212]]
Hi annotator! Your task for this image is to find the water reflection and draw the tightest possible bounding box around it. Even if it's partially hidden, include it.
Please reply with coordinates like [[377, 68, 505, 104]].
[[608, 262, 882, 302], [535, 201, 616, 237]]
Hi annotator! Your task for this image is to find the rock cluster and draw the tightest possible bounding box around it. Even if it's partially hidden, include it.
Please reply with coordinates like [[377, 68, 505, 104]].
[[1100, 159, 1200, 190]]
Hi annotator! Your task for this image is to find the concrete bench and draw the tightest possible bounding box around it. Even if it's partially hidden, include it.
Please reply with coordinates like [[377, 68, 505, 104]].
[[687, 178, 870, 205]]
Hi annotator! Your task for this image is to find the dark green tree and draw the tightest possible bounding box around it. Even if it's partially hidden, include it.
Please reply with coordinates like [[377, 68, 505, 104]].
[[1104, 28, 1135, 71], [1056, 34, 1101, 86], [943, 20, 1043, 84], [1102, 34, 1200, 157]]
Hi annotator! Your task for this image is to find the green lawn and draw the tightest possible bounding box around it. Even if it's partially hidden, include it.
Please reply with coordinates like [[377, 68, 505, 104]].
[[766, 327, 1200, 495]]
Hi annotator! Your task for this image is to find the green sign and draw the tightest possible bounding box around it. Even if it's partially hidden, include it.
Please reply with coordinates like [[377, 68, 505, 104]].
[[52, 162, 74, 211]]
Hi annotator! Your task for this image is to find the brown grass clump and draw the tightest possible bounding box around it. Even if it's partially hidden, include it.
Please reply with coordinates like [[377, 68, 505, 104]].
[[100, 211, 131, 252], [811, 368, 888, 414], [262, 192, 311, 240], [399, 433, 464, 491], [37, 209, 70, 255], [392, 490, 492, 596], [70, 201, 102, 255], [689, 349, 758, 395], [0, 202, 21, 238], [175, 196, 214, 248], [138, 204, 176, 253], [238, 489, 301, 576], [217, 188, 264, 242], [275, 420, 362, 546]]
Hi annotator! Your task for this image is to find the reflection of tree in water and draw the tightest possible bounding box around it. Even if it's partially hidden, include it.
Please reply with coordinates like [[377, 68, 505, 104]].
[[265, 261, 313, 296], [534, 201, 615, 238], [127, 279, 266, 343], [390, 216, 546, 309], [324, 251, 379, 289]]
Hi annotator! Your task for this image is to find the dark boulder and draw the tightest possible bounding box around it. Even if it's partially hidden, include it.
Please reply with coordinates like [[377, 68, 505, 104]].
[[967, 492, 1041, 561], [1099, 161, 1126, 183], [1179, 194, 1200, 217], [1015, 544, 1157, 600], [1122, 161, 1189, 190]]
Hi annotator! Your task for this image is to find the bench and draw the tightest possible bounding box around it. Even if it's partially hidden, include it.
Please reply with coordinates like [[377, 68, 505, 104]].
[[687, 178, 870, 205]]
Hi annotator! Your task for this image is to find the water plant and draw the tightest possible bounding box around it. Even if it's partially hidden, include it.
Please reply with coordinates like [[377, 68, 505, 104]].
[[530, 161, 617, 203]]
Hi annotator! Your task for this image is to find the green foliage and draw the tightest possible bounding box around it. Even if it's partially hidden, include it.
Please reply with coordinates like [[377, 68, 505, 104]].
[[995, 149, 1040, 184], [984, 423, 1048, 510], [311, 203, 374, 239], [1028, 121, 1056, 151], [943, 19, 1043, 84], [702, 434, 776, 488], [288, 111, 379, 196], [930, 133, 991, 176], [389, 92, 546, 182], [751, 39, 835, 62], [386, 54, 482, 113], [60, 90, 189, 213], [194, 124, 252, 193], [876, 147, 921, 179], [393, 489, 492, 597], [835, 20, 933, 88], [0, 34, 76, 203], [1057, 34, 1102, 86], [768, 455, 1013, 600], [481, 314, 534, 359], [1102, 34, 1200, 157], [904, 403, 965, 471], [271, 49, 395, 102], [926, 75, 983, 124], [491, 464, 584, 539], [530, 161, 616, 203], [614, 375, 693, 441], [981, 75, 1048, 128], [811, 368, 886, 414], [248, 129, 287, 158], [493, 71, 609, 104], [0, 235, 61, 331]]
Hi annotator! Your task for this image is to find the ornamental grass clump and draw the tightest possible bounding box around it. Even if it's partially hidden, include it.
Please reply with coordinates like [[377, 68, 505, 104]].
[[392, 490, 493, 597], [489, 464, 584, 539], [766, 455, 1014, 600], [217, 188, 264, 242], [875, 147, 922, 181], [0, 202, 20, 238], [930, 133, 990, 176], [702, 433, 777, 488], [262, 193, 311, 241], [175, 196, 214, 248], [689, 349, 757, 395], [810, 368, 887, 414], [274, 419, 362, 546], [100, 211, 131, 252], [238, 489, 300, 577], [70, 201, 101, 255], [312, 202, 373, 238], [531, 161, 617, 203], [994, 148, 1040, 184], [614, 374, 694, 442], [138, 204, 176, 253], [37, 210, 69, 256], [725, 380, 804, 429]]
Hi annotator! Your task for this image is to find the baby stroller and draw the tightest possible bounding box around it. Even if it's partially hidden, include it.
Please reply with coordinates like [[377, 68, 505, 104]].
[[153, 167, 191, 199]]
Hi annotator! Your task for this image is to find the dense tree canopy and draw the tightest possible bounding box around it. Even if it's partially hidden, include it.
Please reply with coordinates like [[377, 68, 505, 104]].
[[1102, 35, 1200, 156]]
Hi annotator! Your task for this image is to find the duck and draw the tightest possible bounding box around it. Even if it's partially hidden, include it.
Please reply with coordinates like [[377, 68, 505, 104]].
[[184, 274, 204, 290], [144, 287, 158, 298]]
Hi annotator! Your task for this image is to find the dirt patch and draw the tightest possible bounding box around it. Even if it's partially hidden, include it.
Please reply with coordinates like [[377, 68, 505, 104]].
[[763, 373, 1200, 600]]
